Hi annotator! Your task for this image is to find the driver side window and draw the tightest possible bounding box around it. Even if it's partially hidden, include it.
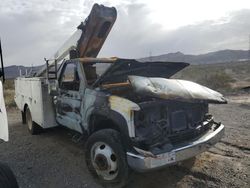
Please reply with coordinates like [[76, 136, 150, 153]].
[[60, 63, 80, 91]]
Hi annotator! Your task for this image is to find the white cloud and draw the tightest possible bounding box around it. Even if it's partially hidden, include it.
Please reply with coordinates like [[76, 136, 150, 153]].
[[0, 0, 250, 66], [99, 5, 250, 57], [144, 0, 250, 29]]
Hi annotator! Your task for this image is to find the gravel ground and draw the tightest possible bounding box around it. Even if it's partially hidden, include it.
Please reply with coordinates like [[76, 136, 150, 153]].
[[0, 98, 249, 188]]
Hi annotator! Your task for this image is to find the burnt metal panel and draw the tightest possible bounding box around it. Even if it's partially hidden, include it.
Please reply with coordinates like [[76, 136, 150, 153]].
[[128, 75, 227, 104], [93, 59, 189, 86], [77, 4, 117, 58]]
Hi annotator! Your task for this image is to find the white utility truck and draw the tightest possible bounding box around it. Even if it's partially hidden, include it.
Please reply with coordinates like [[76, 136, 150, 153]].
[[14, 4, 225, 188]]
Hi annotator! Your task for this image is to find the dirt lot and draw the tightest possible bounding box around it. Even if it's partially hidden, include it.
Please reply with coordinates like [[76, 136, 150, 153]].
[[0, 97, 249, 188]]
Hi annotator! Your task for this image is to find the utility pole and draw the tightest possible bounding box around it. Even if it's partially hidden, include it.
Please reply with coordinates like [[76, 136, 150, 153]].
[[0, 38, 5, 83]]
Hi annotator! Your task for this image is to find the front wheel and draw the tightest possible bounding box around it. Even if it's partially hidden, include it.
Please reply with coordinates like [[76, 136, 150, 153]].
[[85, 129, 130, 188]]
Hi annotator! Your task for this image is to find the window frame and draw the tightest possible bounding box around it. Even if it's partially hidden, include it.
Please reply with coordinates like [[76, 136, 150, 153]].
[[59, 62, 80, 91]]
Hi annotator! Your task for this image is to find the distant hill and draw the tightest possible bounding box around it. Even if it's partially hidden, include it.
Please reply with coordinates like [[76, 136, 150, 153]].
[[4, 49, 250, 79], [4, 65, 42, 79], [140, 49, 250, 64]]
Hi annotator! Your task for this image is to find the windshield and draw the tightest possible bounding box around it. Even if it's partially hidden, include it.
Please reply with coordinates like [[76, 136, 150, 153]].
[[82, 62, 112, 85]]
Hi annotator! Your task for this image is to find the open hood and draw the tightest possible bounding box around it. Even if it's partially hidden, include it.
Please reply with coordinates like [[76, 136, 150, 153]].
[[128, 76, 227, 104], [93, 59, 189, 86]]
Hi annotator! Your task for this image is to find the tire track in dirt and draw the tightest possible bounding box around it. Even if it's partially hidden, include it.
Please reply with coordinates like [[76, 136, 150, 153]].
[[220, 140, 250, 153]]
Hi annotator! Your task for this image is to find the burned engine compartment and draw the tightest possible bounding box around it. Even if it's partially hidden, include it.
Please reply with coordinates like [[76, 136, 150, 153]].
[[94, 59, 226, 155], [103, 83, 214, 154], [132, 100, 213, 154]]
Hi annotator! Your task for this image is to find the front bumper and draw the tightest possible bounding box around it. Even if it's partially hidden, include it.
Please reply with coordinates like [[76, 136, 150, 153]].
[[127, 123, 224, 172]]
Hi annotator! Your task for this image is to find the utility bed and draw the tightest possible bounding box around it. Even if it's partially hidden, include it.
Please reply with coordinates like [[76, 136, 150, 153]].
[[14, 77, 57, 128]]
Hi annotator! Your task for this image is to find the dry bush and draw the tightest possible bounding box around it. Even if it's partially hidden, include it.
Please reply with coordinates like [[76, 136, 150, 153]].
[[198, 71, 234, 91], [3, 79, 16, 108], [3, 89, 15, 107], [174, 64, 238, 93], [3, 79, 14, 90]]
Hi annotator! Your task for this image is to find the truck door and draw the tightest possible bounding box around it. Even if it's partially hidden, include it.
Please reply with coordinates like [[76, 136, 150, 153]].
[[56, 61, 83, 133]]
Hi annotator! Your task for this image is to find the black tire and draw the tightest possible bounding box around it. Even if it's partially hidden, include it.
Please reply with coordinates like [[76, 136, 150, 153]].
[[25, 107, 42, 135], [0, 162, 19, 188], [85, 129, 130, 188], [21, 111, 26, 124]]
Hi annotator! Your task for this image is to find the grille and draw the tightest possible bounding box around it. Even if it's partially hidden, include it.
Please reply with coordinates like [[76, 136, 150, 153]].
[[171, 110, 188, 132], [168, 122, 211, 145]]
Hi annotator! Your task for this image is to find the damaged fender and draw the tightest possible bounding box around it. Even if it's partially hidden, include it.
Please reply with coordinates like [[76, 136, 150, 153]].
[[109, 95, 140, 137]]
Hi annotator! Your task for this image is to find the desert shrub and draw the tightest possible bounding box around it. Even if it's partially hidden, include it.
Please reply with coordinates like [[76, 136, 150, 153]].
[[3, 89, 16, 107], [3, 79, 15, 90], [2, 79, 16, 108], [198, 71, 234, 91]]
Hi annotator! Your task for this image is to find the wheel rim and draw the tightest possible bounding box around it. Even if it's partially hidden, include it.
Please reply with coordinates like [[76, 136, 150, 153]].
[[26, 110, 32, 130], [90, 142, 118, 181]]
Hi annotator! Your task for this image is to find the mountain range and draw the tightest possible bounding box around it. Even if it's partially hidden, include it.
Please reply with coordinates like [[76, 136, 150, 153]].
[[140, 49, 250, 64], [3, 49, 250, 79], [4, 65, 43, 79]]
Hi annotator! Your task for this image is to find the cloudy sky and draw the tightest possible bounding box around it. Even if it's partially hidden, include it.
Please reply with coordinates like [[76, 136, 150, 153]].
[[1, 0, 250, 66]]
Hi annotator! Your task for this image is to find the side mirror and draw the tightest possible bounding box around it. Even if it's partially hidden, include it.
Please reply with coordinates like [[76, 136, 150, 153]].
[[48, 80, 59, 96]]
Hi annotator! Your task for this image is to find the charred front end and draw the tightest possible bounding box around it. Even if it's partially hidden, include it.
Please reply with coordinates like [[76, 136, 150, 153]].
[[133, 100, 212, 154], [86, 58, 225, 171], [124, 96, 225, 172]]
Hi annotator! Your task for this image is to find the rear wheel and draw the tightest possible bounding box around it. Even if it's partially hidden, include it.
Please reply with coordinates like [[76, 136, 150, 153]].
[[21, 111, 26, 124], [25, 107, 42, 135], [85, 129, 130, 188], [0, 162, 18, 188]]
